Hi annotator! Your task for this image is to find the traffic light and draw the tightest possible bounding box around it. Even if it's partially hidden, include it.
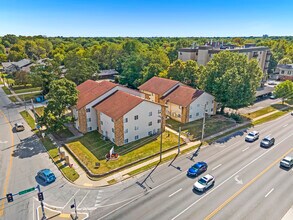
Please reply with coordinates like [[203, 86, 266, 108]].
[[37, 192, 44, 201], [6, 193, 13, 203]]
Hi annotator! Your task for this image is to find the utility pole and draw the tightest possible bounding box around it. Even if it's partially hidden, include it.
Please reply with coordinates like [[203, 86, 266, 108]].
[[31, 99, 37, 123], [36, 185, 46, 220], [201, 104, 207, 143], [159, 117, 163, 162], [74, 199, 78, 220], [178, 127, 181, 154]]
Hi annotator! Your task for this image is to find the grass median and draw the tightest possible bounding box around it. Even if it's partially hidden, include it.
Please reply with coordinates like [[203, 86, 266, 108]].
[[20, 110, 36, 130]]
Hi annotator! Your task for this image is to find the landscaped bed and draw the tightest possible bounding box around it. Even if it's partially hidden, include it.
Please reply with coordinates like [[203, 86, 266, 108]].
[[166, 115, 236, 140], [66, 131, 184, 174], [34, 106, 44, 117]]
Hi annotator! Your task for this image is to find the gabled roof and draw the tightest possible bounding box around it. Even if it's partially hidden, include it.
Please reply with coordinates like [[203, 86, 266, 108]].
[[76, 80, 117, 110], [161, 85, 204, 107], [138, 76, 179, 96], [94, 90, 144, 120], [98, 69, 118, 76], [13, 59, 32, 68]]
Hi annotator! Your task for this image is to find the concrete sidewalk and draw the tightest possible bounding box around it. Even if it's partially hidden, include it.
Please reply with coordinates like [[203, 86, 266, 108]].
[[282, 205, 293, 220]]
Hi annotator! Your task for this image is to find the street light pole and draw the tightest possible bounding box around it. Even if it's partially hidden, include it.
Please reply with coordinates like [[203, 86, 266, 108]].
[[201, 104, 207, 143], [36, 185, 46, 220], [178, 126, 181, 154], [159, 116, 163, 162]]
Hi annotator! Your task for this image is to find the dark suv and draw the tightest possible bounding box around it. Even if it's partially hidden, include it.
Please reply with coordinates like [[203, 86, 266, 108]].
[[260, 136, 275, 148]]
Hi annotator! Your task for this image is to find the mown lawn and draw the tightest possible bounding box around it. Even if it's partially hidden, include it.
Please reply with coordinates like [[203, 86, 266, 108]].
[[20, 110, 36, 130], [9, 96, 18, 102], [166, 115, 236, 140], [35, 106, 44, 117], [67, 131, 183, 174], [243, 104, 289, 119], [42, 137, 79, 182], [20, 92, 42, 101], [13, 85, 41, 94], [2, 86, 12, 95]]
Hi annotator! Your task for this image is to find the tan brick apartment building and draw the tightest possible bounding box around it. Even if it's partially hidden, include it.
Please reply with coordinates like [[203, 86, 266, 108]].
[[275, 64, 293, 81], [138, 77, 216, 123]]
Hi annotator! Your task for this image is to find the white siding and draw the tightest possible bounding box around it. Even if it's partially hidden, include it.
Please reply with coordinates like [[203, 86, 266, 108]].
[[188, 92, 215, 122], [72, 108, 79, 129], [100, 113, 115, 142], [166, 102, 182, 122], [123, 101, 161, 144]]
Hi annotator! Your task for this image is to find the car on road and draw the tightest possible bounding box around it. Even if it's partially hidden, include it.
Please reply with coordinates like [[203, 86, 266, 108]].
[[193, 174, 215, 192], [291, 111, 293, 116], [280, 156, 293, 168], [37, 169, 56, 184], [260, 136, 275, 148], [15, 122, 25, 132], [245, 131, 259, 142], [187, 162, 208, 177]]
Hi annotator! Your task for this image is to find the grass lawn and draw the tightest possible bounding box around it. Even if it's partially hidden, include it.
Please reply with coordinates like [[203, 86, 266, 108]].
[[20, 110, 36, 130], [42, 137, 79, 182], [35, 106, 44, 117], [166, 115, 236, 140], [67, 131, 183, 174], [12, 85, 41, 94], [243, 104, 288, 119], [2, 86, 12, 95], [54, 127, 74, 139], [20, 92, 42, 101], [252, 107, 293, 125], [9, 96, 18, 102], [286, 99, 293, 105]]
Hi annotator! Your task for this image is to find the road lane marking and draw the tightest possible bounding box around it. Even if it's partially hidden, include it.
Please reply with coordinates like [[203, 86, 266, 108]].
[[242, 147, 249, 152], [212, 164, 222, 171], [204, 148, 293, 220], [62, 189, 80, 210], [77, 191, 90, 209], [265, 188, 274, 198], [283, 124, 288, 128], [168, 188, 182, 198], [0, 110, 14, 217], [171, 134, 293, 220]]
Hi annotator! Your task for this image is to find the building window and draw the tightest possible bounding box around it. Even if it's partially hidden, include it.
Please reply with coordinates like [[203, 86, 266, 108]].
[[179, 106, 182, 109], [179, 52, 182, 55], [149, 112, 152, 116], [196, 113, 199, 116], [124, 139, 128, 144], [111, 118, 114, 122], [157, 119, 161, 124], [158, 109, 161, 114], [86, 108, 90, 113], [135, 135, 139, 140], [88, 127, 92, 131], [101, 121, 103, 125], [178, 114, 181, 117], [197, 104, 200, 107], [148, 121, 152, 126], [125, 118, 128, 123], [134, 115, 138, 120], [112, 138, 115, 142], [88, 118, 91, 122], [112, 128, 114, 133], [211, 108, 213, 112], [134, 126, 139, 131], [125, 129, 128, 133], [189, 115, 192, 118], [148, 131, 152, 136]]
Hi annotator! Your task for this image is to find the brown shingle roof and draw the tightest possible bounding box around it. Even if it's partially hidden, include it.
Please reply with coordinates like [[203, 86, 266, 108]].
[[162, 85, 204, 107], [138, 76, 179, 95], [94, 90, 144, 120], [76, 80, 117, 110]]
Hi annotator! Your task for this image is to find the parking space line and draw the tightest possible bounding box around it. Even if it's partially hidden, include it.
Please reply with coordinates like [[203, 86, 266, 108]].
[[169, 188, 182, 198], [265, 188, 274, 198], [242, 147, 249, 152], [212, 164, 222, 171]]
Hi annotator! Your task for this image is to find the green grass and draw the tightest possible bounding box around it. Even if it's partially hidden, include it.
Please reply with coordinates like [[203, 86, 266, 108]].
[[9, 96, 18, 102], [107, 179, 118, 185], [286, 99, 293, 105], [13, 85, 41, 94], [20, 110, 36, 130], [166, 115, 236, 140], [20, 92, 42, 101], [2, 86, 12, 95], [42, 137, 79, 182], [243, 104, 288, 119], [54, 127, 74, 139], [252, 111, 289, 126], [67, 131, 183, 174], [35, 106, 44, 117]]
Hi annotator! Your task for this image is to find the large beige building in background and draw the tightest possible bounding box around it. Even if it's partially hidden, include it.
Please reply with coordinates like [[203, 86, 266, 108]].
[[178, 44, 271, 81]]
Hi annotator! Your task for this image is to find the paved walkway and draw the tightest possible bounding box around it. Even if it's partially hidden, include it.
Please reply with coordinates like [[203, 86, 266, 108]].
[[282, 205, 293, 220], [7, 90, 42, 97]]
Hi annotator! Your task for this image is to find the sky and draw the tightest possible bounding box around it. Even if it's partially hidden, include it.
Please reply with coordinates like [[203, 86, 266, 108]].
[[0, 0, 292, 37]]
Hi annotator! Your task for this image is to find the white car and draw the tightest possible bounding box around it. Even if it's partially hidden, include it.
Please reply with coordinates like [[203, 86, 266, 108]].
[[245, 131, 259, 142], [193, 174, 215, 192], [280, 156, 293, 168]]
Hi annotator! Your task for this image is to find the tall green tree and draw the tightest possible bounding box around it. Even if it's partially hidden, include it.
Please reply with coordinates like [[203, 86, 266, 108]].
[[200, 51, 263, 111], [278, 57, 292, 65], [40, 79, 78, 132], [274, 80, 293, 103]]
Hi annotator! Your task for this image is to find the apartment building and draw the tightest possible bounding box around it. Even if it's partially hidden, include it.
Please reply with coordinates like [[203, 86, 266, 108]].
[[178, 44, 271, 77], [72, 80, 163, 146], [275, 64, 293, 81], [139, 77, 216, 123]]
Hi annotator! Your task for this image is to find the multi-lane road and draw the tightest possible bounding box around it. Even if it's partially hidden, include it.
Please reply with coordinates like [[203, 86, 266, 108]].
[[0, 85, 292, 220]]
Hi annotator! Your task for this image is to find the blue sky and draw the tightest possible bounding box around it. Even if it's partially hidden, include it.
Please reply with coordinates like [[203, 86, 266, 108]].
[[0, 0, 292, 37]]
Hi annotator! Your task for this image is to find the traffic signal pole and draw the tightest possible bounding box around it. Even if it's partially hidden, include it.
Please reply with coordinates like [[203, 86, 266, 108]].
[[36, 185, 46, 220]]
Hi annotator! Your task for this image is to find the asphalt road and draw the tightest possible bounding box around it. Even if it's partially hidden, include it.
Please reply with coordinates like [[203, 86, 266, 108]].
[[93, 113, 293, 220], [1, 86, 293, 220]]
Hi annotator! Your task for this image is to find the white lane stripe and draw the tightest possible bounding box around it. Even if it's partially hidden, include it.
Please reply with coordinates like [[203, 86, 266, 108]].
[[242, 147, 250, 152], [283, 124, 288, 127], [62, 189, 80, 209], [77, 191, 90, 208], [168, 188, 182, 198], [212, 164, 222, 171], [265, 188, 274, 198]]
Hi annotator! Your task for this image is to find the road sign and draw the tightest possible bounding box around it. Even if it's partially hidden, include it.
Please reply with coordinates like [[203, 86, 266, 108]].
[[6, 193, 13, 203], [18, 187, 36, 195]]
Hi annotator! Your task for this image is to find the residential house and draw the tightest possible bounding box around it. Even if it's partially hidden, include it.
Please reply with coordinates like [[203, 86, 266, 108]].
[[139, 77, 216, 123], [72, 80, 163, 146], [275, 64, 293, 81], [97, 69, 119, 80], [1, 59, 33, 73]]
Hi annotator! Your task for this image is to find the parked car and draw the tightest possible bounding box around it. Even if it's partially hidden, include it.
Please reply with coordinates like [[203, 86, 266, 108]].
[[268, 81, 277, 85], [280, 156, 293, 168], [37, 169, 56, 184], [193, 174, 215, 192], [245, 131, 259, 142], [269, 95, 277, 99], [187, 162, 208, 177], [260, 136, 275, 148], [15, 122, 25, 132]]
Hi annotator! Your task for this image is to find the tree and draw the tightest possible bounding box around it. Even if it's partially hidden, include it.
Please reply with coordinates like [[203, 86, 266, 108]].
[[200, 51, 263, 111], [40, 79, 78, 132], [2, 34, 18, 45], [278, 57, 292, 65], [274, 80, 293, 104], [14, 71, 30, 86]]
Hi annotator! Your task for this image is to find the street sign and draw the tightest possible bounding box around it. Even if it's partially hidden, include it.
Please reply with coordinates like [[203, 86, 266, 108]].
[[18, 187, 36, 195]]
